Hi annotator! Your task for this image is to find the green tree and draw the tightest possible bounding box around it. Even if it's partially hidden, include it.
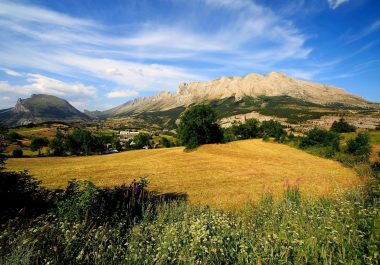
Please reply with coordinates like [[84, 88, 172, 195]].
[[30, 137, 49, 156], [260, 120, 286, 140], [346, 133, 371, 161], [159, 137, 172, 148], [7, 131, 23, 142], [177, 105, 223, 149], [12, 148, 23, 158], [300, 128, 340, 151], [231, 119, 261, 140], [132, 133, 151, 149], [49, 130, 66, 156], [330, 118, 356, 133], [66, 129, 96, 155]]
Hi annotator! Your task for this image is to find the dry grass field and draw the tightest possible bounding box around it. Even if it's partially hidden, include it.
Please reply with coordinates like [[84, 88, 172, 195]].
[[7, 139, 364, 209]]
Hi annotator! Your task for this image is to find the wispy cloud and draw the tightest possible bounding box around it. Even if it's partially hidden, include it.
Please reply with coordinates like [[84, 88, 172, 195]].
[[0, 0, 327, 109], [327, 0, 349, 10], [344, 20, 380, 44], [1, 68, 22, 77]]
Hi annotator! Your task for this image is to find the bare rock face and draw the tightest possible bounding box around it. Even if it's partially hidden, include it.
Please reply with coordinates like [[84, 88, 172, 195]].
[[107, 72, 371, 116], [12, 98, 31, 113]]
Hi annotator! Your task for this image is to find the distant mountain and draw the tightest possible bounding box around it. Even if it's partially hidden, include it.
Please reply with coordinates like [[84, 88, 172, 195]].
[[95, 72, 378, 129], [0, 94, 91, 127], [104, 72, 374, 118]]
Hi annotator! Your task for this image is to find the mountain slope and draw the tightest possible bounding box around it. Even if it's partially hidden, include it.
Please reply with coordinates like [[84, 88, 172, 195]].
[[0, 94, 91, 127], [104, 72, 373, 117]]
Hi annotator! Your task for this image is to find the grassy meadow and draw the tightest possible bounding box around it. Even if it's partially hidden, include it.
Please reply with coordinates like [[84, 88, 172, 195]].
[[7, 139, 363, 209]]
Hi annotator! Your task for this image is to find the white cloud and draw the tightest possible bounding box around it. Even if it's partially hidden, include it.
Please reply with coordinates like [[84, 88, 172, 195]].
[[0, 74, 96, 98], [327, 0, 349, 10], [0, 0, 311, 86], [0, 0, 323, 111], [1, 68, 22, 77], [106, 89, 139, 98]]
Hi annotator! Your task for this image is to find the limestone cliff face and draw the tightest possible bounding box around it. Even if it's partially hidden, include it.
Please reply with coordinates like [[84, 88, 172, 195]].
[[106, 72, 370, 116], [12, 98, 31, 113]]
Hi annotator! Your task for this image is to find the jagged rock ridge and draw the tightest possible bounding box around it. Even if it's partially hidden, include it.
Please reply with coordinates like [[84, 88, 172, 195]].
[[105, 72, 372, 117]]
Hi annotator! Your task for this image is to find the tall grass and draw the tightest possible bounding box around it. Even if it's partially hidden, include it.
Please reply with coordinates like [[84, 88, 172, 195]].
[[1, 180, 379, 265]]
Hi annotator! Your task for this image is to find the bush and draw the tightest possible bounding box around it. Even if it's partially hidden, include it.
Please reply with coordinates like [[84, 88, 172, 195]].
[[346, 133, 371, 161], [300, 128, 340, 151], [159, 137, 172, 148], [260, 120, 286, 140], [30, 137, 49, 155], [6, 131, 23, 142], [177, 105, 223, 149], [57, 178, 149, 224], [231, 119, 261, 140], [132, 133, 151, 149], [0, 170, 58, 223], [330, 118, 356, 133], [12, 148, 23, 158]]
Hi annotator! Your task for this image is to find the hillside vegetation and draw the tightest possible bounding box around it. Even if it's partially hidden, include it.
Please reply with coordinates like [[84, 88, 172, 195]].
[[7, 139, 363, 209]]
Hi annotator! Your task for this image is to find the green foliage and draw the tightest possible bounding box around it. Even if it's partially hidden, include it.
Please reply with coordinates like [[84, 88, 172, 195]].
[[49, 128, 119, 155], [30, 137, 49, 155], [0, 170, 56, 223], [346, 133, 371, 162], [132, 133, 152, 149], [48, 130, 66, 155], [177, 105, 223, 149], [66, 129, 97, 155], [6, 131, 23, 142], [227, 119, 286, 142], [330, 118, 356, 133], [57, 178, 149, 224], [1, 187, 378, 264], [300, 128, 340, 151], [231, 119, 261, 139], [0, 130, 7, 169], [159, 136, 173, 148], [260, 120, 286, 140], [12, 148, 23, 158]]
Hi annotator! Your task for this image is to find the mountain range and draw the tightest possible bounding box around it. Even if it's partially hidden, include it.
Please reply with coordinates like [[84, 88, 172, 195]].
[[1, 72, 378, 128]]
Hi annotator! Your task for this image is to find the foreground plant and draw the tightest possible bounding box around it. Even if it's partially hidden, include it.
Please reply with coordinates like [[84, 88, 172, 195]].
[[1, 179, 378, 265]]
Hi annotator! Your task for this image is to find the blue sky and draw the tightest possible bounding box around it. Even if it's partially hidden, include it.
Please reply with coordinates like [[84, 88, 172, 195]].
[[0, 0, 379, 111]]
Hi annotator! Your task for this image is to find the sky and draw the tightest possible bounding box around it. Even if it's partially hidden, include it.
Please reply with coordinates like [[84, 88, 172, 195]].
[[0, 0, 379, 111]]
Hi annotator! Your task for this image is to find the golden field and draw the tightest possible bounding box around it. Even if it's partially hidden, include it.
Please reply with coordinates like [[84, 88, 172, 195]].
[[7, 139, 364, 209]]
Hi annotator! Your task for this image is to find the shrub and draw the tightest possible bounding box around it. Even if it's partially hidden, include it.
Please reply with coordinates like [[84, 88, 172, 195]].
[[30, 137, 49, 156], [177, 105, 223, 149], [12, 148, 23, 158], [260, 120, 286, 140], [346, 133, 371, 161], [0, 170, 58, 223], [330, 118, 356, 133], [159, 137, 172, 148], [48, 130, 66, 156], [231, 119, 261, 139], [299, 128, 340, 151], [6, 131, 22, 142], [57, 178, 150, 224], [132, 133, 151, 149]]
